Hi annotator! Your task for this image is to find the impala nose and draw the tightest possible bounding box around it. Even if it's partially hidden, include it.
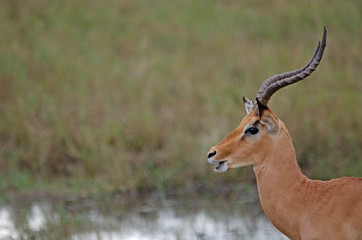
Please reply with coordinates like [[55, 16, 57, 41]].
[[207, 150, 217, 158]]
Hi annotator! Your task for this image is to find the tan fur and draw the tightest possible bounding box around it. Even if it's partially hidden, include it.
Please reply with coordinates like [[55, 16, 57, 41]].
[[209, 108, 362, 240]]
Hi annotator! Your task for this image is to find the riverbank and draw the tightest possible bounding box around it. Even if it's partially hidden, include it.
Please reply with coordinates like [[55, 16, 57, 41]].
[[2, 183, 288, 240], [1, 180, 258, 206]]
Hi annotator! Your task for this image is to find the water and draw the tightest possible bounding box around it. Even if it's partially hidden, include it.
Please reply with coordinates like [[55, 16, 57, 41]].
[[0, 191, 288, 240]]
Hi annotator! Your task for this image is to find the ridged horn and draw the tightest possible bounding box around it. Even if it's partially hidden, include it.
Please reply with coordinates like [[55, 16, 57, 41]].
[[256, 26, 327, 105]]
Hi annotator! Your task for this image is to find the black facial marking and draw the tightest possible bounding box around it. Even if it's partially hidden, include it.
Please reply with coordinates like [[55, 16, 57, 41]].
[[253, 120, 260, 126], [256, 98, 269, 118]]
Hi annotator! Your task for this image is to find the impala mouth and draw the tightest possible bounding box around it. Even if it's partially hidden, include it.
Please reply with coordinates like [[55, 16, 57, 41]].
[[214, 160, 228, 173], [207, 158, 229, 173]]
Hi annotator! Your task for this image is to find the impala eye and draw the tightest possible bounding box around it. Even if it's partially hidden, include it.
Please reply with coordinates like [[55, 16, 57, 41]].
[[245, 127, 259, 135]]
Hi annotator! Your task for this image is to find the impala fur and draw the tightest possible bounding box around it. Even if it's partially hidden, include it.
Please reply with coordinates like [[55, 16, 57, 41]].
[[207, 27, 362, 240]]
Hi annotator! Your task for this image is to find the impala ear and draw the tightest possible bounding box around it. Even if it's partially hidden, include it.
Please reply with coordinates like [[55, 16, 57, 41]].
[[243, 96, 254, 114], [255, 98, 280, 133]]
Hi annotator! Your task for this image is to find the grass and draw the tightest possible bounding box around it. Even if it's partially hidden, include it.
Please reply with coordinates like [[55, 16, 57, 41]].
[[0, 0, 361, 194]]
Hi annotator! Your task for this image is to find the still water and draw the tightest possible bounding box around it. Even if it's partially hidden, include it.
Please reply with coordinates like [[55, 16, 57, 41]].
[[0, 189, 288, 240]]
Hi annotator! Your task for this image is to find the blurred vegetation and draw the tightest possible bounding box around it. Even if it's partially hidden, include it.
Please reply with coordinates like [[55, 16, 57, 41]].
[[0, 0, 361, 194]]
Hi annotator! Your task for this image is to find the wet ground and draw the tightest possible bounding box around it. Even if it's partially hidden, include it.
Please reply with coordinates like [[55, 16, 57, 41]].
[[0, 186, 288, 240]]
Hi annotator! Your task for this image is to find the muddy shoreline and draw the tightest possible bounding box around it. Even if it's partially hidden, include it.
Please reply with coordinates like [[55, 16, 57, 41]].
[[2, 183, 259, 207]]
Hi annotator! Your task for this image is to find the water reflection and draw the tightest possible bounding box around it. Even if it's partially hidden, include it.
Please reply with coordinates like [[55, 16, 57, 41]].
[[0, 193, 288, 240]]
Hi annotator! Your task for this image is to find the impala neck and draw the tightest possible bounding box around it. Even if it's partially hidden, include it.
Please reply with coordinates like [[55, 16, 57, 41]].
[[253, 129, 308, 239]]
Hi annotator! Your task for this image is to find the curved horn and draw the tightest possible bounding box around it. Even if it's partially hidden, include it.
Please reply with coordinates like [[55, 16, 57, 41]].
[[257, 27, 327, 105]]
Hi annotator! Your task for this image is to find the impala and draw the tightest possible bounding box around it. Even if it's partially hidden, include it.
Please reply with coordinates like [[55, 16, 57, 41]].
[[207, 27, 362, 240]]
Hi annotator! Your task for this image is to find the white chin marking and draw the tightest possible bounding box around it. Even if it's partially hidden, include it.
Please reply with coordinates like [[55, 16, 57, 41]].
[[214, 161, 228, 173], [208, 158, 217, 164]]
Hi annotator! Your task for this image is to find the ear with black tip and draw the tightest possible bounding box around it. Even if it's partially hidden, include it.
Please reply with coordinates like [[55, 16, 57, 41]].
[[243, 96, 254, 114], [255, 98, 269, 118]]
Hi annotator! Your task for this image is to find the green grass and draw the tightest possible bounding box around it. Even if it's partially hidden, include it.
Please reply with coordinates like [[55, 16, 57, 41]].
[[0, 0, 361, 194]]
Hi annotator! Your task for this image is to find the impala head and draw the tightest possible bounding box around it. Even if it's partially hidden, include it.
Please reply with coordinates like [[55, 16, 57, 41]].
[[208, 27, 327, 173]]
